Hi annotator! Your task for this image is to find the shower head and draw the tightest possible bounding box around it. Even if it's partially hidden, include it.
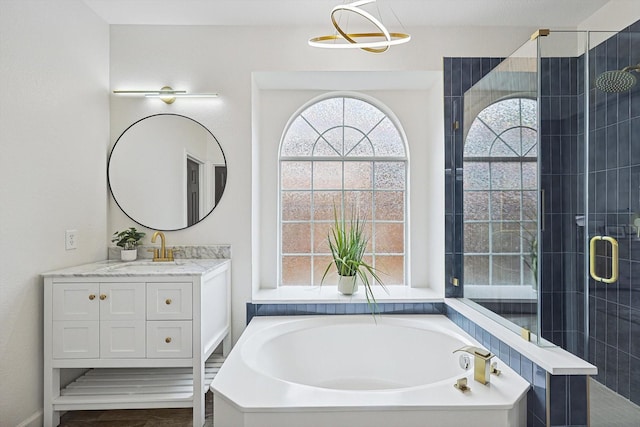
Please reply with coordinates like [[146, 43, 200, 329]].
[[595, 64, 640, 93]]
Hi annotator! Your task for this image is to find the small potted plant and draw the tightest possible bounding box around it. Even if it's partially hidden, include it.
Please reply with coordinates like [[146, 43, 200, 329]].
[[321, 205, 385, 302], [112, 227, 146, 261]]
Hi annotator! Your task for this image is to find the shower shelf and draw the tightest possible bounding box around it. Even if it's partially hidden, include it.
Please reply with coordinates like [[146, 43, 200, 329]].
[[53, 355, 225, 409]]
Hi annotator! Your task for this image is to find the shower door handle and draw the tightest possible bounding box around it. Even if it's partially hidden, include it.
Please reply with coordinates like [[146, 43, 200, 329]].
[[589, 236, 619, 283]]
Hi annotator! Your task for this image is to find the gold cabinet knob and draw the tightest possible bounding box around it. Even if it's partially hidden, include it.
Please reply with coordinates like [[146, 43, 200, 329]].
[[165, 298, 172, 305], [165, 337, 172, 343], [100, 294, 107, 300], [88, 294, 96, 300]]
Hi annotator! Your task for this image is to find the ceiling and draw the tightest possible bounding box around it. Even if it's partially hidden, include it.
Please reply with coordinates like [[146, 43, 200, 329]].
[[83, 0, 620, 28]]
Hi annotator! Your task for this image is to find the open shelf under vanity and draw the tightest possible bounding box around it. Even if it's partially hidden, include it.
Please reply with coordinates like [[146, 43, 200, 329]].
[[54, 355, 225, 411]]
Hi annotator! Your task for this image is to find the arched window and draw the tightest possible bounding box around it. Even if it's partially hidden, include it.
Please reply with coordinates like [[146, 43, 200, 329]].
[[279, 95, 408, 286], [463, 98, 538, 288]]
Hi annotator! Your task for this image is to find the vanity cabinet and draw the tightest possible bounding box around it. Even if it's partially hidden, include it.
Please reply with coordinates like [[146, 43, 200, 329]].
[[52, 282, 146, 359], [43, 259, 231, 427]]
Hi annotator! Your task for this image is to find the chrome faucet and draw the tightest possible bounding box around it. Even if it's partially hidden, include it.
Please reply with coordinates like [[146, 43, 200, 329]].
[[453, 345, 495, 385], [150, 231, 174, 262]]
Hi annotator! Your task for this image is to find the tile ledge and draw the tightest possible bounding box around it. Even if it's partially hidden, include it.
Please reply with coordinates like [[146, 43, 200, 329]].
[[445, 298, 597, 376], [252, 286, 442, 304]]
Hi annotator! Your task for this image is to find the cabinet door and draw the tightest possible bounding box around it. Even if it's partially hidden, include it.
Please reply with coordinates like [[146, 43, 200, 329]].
[[146, 282, 192, 320], [52, 321, 99, 358], [100, 320, 146, 358], [52, 283, 99, 321], [99, 283, 145, 321], [146, 321, 192, 358]]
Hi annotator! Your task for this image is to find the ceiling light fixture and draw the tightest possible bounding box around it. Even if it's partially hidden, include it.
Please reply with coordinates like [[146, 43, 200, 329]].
[[309, 0, 410, 53], [113, 86, 219, 104]]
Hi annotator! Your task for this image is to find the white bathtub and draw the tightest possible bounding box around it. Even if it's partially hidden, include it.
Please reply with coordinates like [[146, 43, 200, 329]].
[[211, 315, 529, 427]]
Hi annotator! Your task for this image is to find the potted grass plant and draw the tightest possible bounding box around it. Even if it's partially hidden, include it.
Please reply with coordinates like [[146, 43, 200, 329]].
[[321, 205, 385, 302], [111, 227, 146, 261]]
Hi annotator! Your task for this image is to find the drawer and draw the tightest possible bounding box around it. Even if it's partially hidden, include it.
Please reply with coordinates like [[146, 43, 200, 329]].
[[146, 283, 192, 320], [146, 321, 192, 358]]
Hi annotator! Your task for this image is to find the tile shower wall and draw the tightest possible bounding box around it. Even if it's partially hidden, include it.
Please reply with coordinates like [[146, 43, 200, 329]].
[[586, 22, 640, 405], [539, 55, 584, 355], [443, 57, 504, 298]]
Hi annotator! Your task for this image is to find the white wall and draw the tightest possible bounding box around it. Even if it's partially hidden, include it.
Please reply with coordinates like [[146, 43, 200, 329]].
[[0, 1, 109, 426], [109, 24, 539, 347], [578, 0, 640, 30]]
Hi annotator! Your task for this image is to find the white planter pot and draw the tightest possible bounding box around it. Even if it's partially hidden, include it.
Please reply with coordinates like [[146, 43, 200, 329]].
[[337, 275, 358, 295], [120, 249, 137, 261]]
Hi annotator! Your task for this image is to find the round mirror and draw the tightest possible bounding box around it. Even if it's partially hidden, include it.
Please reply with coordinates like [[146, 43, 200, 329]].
[[108, 114, 227, 231]]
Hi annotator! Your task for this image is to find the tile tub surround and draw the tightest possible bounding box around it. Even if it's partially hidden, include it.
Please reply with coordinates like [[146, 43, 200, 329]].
[[247, 299, 596, 427], [108, 244, 231, 260], [247, 301, 445, 324], [446, 300, 594, 427]]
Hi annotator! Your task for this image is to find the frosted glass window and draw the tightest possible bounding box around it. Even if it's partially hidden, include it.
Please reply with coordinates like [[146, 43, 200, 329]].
[[281, 162, 311, 190], [463, 98, 537, 287], [281, 192, 311, 221], [279, 96, 407, 286]]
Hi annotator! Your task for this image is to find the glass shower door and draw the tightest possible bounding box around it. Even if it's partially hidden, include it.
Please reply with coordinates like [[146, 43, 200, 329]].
[[536, 26, 640, 424], [584, 29, 640, 416]]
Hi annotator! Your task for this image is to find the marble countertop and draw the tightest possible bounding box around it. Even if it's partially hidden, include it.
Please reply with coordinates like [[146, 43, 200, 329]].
[[42, 258, 230, 278]]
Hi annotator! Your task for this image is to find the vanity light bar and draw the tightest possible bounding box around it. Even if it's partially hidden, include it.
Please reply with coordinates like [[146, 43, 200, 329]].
[[144, 93, 219, 98], [113, 86, 218, 104]]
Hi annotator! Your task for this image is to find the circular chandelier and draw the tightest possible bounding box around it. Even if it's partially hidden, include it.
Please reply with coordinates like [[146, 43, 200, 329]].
[[309, 0, 411, 53]]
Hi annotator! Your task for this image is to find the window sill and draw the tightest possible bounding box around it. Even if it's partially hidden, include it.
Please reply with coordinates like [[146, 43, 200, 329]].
[[252, 286, 442, 304]]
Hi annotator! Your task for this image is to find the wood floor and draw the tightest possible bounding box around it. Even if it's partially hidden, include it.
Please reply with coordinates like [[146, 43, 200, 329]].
[[58, 391, 214, 427]]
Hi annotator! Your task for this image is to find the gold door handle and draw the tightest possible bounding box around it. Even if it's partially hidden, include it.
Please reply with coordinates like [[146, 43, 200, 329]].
[[88, 294, 96, 300], [165, 337, 172, 343], [589, 236, 618, 283], [100, 294, 107, 300], [165, 298, 172, 305]]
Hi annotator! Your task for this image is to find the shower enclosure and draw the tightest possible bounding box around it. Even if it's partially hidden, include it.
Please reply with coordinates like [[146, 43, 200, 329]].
[[448, 23, 640, 416]]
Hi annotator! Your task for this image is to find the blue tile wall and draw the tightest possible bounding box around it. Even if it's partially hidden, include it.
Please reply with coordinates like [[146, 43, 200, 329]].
[[443, 57, 503, 299], [539, 54, 584, 357], [246, 302, 445, 324], [444, 19, 640, 417], [586, 23, 640, 406]]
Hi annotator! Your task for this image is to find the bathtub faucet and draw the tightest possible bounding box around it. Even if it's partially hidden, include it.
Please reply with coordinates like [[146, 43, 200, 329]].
[[453, 345, 495, 385]]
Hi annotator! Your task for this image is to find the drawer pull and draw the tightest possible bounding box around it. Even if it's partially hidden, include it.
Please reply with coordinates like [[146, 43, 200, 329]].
[[99, 294, 107, 300], [165, 337, 172, 343], [88, 294, 96, 300], [165, 298, 172, 305]]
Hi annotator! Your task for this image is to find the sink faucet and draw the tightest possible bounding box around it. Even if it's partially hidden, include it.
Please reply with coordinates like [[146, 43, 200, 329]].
[[453, 345, 495, 385], [150, 231, 174, 262]]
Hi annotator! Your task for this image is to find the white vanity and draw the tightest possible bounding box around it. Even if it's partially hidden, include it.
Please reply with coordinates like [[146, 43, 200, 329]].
[[42, 258, 231, 427]]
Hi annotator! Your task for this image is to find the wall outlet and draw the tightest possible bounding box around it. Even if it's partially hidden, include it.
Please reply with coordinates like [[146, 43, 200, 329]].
[[65, 229, 78, 250]]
